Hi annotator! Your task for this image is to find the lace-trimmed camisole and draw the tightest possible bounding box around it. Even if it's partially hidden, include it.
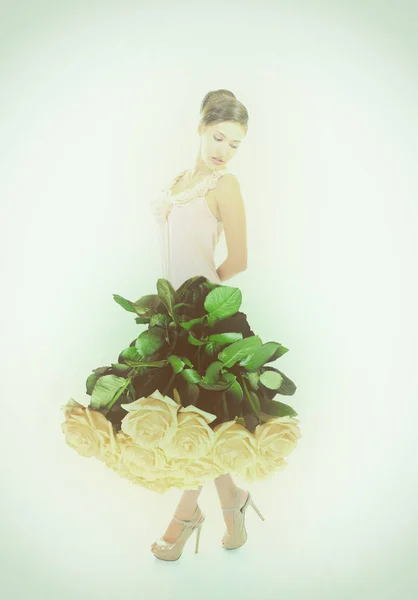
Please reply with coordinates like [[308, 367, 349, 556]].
[[149, 168, 230, 290]]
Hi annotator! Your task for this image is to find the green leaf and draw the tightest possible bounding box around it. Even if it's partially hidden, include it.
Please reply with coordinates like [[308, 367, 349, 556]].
[[239, 342, 283, 371], [135, 329, 165, 356], [207, 332, 243, 347], [173, 302, 194, 310], [267, 344, 289, 362], [90, 374, 131, 411], [156, 278, 177, 319], [199, 380, 231, 391], [135, 317, 151, 324], [167, 354, 185, 374], [124, 358, 167, 368], [261, 367, 297, 395], [178, 315, 206, 331], [113, 293, 162, 317], [92, 366, 109, 376], [112, 293, 138, 313], [246, 371, 259, 391], [260, 398, 298, 418], [204, 342, 218, 356], [222, 372, 243, 401], [218, 335, 262, 368], [182, 356, 193, 368], [203, 360, 223, 385], [259, 370, 283, 390], [175, 276, 207, 299], [188, 332, 206, 346], [119, 346, 144, 363], [181, 368, 201, 384], [110, 363, 131, 375], [86, 372, 100, 395], [204, 286, 242, 325], [274, 369, 297, 395], [150, 313, 169, 328]]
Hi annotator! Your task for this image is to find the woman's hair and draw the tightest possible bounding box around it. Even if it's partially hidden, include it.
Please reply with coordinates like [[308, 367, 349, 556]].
[[199, 89, 248, 131]]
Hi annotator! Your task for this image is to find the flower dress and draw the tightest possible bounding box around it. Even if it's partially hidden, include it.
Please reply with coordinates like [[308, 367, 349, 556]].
[[60, 167, 301, 494]]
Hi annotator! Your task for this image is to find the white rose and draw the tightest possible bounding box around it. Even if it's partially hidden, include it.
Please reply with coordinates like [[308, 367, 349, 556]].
[[61, 399, 115, 460], [255, 416, 301, 461], [120, 389, 179, 448], [115, 430, 168, 480], [211, 419, 258, 476], [163, 405, 217, 458]]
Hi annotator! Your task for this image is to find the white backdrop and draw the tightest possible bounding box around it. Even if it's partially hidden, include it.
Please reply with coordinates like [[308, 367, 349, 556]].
[[1, 1, 417, 599]]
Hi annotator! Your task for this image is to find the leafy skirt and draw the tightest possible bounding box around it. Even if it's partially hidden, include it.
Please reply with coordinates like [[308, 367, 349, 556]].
[[61, 276, 301, 494]]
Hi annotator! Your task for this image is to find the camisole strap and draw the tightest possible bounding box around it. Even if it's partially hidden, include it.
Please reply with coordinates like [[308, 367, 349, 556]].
[[167, 169, 189, 192], [150, 168, 230, 221], [169, 168, 229, 199]]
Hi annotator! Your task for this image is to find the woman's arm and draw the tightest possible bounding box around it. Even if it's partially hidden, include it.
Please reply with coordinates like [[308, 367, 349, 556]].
[[216, 174, 248, 282], [217, 255, 246, 282]]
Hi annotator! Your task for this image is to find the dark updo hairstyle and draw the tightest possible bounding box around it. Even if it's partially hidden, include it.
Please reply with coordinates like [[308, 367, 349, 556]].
[[199, 89, 249, 132]]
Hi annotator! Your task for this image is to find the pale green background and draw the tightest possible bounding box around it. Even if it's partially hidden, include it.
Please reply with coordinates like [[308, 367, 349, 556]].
[[1, 1, 417, 599]]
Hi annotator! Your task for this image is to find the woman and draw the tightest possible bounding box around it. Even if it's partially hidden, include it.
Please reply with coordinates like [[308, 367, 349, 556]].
[[61, 88, 299, 561], [149, 89, 265, 560]]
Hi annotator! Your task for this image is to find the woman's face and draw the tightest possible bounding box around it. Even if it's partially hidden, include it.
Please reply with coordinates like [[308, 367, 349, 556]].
[[198, 121, 246, 170]]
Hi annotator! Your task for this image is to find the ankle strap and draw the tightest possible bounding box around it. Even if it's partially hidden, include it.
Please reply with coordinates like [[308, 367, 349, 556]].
[[172, 506, 202, 525], [173, 515, 194, 525]]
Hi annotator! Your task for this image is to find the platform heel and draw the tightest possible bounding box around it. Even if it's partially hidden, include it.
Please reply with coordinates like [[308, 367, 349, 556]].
[[194, 519, 203, 554], [221, 488, 266, 550], [249, 496, 265, 522], [151, 505, 205, 561]]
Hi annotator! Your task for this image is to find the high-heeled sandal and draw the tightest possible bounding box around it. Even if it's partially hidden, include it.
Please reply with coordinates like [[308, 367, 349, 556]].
[[221, 488, 265, 550], [150, 504, 205, 561]]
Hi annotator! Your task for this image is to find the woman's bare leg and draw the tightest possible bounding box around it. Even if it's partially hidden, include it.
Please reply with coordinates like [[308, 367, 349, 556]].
[[151, 485, 204, 547], [214, 473, 249, 535]]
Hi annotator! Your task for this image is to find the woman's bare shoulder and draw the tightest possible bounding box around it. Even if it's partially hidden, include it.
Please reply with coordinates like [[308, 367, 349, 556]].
[[217, 171, 241, 194], [215, 173, 245, 221]]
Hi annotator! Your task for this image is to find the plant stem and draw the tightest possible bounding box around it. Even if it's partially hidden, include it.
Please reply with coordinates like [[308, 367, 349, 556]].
[[162, 371, 176, 396], [240, 374, 260, 417], [221, 392, 228, 419]]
